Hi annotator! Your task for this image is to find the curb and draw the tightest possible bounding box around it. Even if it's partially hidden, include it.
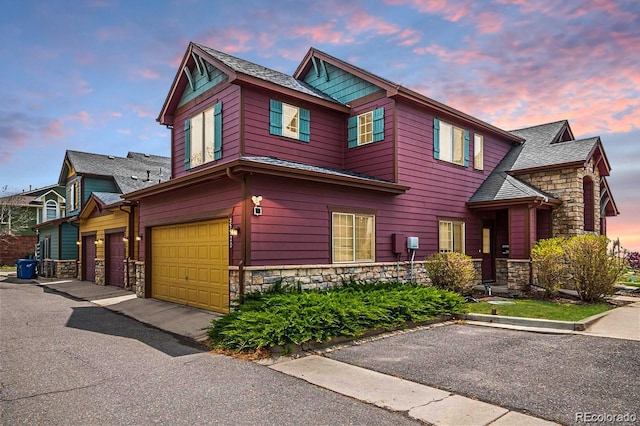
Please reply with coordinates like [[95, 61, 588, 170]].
[[459, 310, 609, 332]]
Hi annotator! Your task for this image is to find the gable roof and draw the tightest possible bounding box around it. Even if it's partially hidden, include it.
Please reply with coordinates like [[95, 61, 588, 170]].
[[295, 47, 523, 143], [158, 43, 350, 125], [59, 150, 171, 195], [77, 192, 125, 220], [508, 120, 610, 174]]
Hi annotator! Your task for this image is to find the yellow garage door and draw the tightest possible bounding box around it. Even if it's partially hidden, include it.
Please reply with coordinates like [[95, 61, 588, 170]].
[[151, 219, 229, 313]]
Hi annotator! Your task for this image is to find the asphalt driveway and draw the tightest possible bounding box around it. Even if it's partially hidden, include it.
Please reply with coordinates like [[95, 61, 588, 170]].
[[326, 324, 640, 425]]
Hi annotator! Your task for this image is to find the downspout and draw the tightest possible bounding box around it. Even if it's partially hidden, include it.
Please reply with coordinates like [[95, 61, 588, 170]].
[[68, 220, 79, 278], [226, 167, 246, 300]]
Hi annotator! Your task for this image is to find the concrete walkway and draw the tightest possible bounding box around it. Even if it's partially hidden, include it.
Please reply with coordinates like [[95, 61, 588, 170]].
[[577, 299, 640, 341], [269, 355, 559, 426], [1, 275, 219, 342]]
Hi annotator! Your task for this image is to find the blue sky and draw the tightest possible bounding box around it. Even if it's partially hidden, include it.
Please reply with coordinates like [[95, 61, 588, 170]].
[[1, 0, 639, 250]]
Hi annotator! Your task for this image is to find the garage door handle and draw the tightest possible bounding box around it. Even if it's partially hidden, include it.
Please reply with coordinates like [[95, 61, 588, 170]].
[[185, 276, 189, 280]]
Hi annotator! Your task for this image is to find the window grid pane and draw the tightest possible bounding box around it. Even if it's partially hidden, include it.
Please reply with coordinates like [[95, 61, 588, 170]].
[[282, 104, 299, 139], [358, 112, 373, 145], [355, 216, 374, 261], [474, 134, 484, 170], [439, 221, 452, 252], [439, 123, 452, 162], [453, 128, 464, 165], [190, 112, 204, 167], [203, 107, 214, 162], [332, 213, 354, 262]]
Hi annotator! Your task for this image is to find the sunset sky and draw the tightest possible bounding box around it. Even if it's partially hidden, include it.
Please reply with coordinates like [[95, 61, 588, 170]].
[[1, 0, 638, 251]]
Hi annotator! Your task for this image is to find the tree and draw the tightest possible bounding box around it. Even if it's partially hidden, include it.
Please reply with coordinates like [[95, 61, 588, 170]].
[[0, 187, 37, 239]]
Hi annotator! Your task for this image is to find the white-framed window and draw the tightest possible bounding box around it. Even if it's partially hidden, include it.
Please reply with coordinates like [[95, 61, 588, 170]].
[[474, 134, 484, 170], [332, 212, 375, 263], [45, 200, 58, 221], [348, 107, 384, 148], [67, 180, 80, 211], [184, 102, 223, 170], [433, 118, 469, 166], [269, 100, 310, 142], [439, 220, 465, 253]]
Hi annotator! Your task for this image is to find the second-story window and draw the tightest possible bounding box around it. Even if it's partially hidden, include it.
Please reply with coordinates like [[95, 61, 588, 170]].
[[348, 107, 384, 148], [67, 180, 80, 211], [184, 102, 223, 170], [433, 118, 469, 167], [269, 99, 310, 142], [474, 134, 484, 170], [45, 200, 58, 221]]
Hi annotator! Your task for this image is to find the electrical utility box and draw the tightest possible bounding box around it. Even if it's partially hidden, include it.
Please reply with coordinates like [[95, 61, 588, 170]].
[[407, 236, 419, 250], [391, 233, 405, 255]]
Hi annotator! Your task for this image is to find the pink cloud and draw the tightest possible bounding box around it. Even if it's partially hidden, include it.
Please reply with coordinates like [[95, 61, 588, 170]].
[[393, 28, 422, 46], [110, 112, 122, 118], [125, 103, 153, 118], [117, 129, 131, 135], [74, 80, 93, 96], [294, 21, 345, 44], [199, 28, 254, 53], [347, 11, 399, 35], [475, 12, 503, 34], [137, 68, 161, 80], [386, 0, 473, 22], [96, 27, 129, 42], [41, 119, 67, 140], [66, 111, 91, 123]]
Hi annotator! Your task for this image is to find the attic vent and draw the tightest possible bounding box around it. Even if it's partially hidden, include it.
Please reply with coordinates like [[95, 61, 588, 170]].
[[131, 176, 138, 180], [108, 155, 115, 159]]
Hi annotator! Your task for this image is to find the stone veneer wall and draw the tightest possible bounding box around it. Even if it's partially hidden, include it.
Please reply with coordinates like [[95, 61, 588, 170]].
[[43, 259, 77, 279], [132, 259, 484, 302], [56, 260, 78, 279], [134, 261, 145, 298], [517, 158, 601, 237], [125, 260, 137, 291], [495, 258, 531, 290], [94, 259, 105, 285]]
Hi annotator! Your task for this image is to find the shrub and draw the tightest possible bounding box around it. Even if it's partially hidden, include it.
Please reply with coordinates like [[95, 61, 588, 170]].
[[207, 281, 466, 351], [424, 252, 476, 294], [564, 235, 626, 302], [627, 251, 640, 271], [531, 237, 566, 298]]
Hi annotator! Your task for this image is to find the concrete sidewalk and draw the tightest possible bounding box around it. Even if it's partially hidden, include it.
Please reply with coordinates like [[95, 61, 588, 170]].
[[269, 355, 559, 425], [6, 276, 220, 343], [577, 299, 640, 341]]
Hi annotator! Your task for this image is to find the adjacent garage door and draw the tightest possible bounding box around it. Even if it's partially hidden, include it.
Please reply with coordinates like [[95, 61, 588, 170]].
[[83, 234, 96, 282], [151, 219, 229, 313], [107, 232, 125, 287]]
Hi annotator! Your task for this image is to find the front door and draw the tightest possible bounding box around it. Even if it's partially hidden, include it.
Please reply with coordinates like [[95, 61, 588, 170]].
[[83, 234, 96, 282], [107, 233, 125, 287], [482, 224, 495, 282]]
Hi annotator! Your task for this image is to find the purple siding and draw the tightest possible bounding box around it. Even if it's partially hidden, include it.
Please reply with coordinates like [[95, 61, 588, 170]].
[[343, 98, 395, 181], [138, 179, 242, 263], [172, 85, 241, 179], [243, 89, 344, 169], [509, 206, 527, 259]]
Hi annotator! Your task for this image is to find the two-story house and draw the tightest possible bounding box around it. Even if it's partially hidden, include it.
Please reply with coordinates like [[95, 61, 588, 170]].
[[0, 185, 65, 266], [35, 150, 170, 280], [125, 42, 618, 313]]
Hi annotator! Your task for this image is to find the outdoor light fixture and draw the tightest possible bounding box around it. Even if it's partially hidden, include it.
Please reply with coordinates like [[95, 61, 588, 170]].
[[122, 236, 129, 243], [136, 235, 142, 241], [252, 195, 263, 216], [76, 241, 81, 246], [229, 227, 240, 236]]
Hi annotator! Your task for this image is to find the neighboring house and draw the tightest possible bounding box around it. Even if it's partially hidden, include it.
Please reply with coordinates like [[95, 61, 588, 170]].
[[0, 185, 65, 266], [125, 42, 618, 313], [34, 151, 170, 281]]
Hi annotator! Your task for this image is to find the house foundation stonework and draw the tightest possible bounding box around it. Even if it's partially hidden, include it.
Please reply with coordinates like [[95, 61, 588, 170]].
[[230, 262, 438, 300], [134, 261, 145, 298], [125, 260, 137, 291], [518, 159, 601, 237], [41, 259, 77, 279], [94, 259, 105, 285], [495, 258, 531, 290]]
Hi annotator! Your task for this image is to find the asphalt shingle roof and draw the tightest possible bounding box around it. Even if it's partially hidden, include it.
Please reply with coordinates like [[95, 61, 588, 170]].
[[64, 151, 171, 195], [194, 43, 342, 104], [470, 119, 598, 204], [241, 156, 394, 183], [91, 192, 124, 207]]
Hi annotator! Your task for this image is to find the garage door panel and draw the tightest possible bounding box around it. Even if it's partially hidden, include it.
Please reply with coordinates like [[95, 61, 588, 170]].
[[151, 219, 229, 313]]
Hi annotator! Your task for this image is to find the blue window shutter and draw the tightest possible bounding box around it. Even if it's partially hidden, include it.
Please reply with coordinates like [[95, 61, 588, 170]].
[[433, 118, 440, 159], [184, 119, 191, 170], [269, 99, 282, 136], [213, 102, 223, 160], [463, 130, 470, 167], [348, 116, 358, 148], [372, 107, 384, 142], [299, 107, 310, 142]]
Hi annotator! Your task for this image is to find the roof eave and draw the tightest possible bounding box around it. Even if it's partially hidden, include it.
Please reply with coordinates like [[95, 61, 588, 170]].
[[510, 161, 586, 175], [394, 87, 523, 143], [467, 196, 561, 210]]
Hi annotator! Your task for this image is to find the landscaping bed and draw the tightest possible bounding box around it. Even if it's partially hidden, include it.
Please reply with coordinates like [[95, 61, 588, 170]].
[[465, 297, 612, 322], [207, 281, 466, 353]]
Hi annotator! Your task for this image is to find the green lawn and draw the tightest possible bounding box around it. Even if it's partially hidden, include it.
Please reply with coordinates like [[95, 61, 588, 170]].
[[618, 271, 640, 287], [466, 298, 612, 321]]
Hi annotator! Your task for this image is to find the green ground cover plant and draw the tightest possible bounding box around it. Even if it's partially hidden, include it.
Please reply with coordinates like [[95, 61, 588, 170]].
[[207, 280, 466, 351], [466, 299, 611, 321]]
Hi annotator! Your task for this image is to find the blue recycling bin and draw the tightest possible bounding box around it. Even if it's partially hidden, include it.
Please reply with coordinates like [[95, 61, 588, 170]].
[[15, 259, 37, 279]]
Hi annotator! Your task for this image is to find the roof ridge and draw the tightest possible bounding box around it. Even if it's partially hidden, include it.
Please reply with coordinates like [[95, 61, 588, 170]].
[[509, 119, 568, 133]]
